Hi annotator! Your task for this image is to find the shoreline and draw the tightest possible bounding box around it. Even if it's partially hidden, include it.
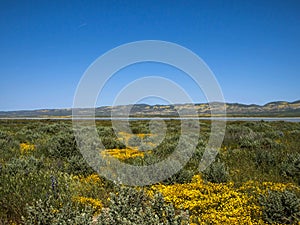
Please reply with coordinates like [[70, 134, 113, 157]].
[[1, 117, 300, 122]]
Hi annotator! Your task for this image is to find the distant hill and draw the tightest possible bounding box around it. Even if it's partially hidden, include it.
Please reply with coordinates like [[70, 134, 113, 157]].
[[1, 100, 300, 118]]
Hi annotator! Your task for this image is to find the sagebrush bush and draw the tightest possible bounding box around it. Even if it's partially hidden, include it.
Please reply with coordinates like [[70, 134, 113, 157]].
[[43, 132, 79, 159], [253, 148, 277, 172], [16, 127, 42, 143], [129, 121, 150, 134], [163, 168, 194, 184], [259, 190, 300, 224], [138, 143, 152, 151], [96, 186, 189, 225], [128, 136, 142, 147], [23, 197, 93, 225], [5, 156, 44, 175], [65, 155, 94, 176], [223, 125, 256, 148], [280, 152, 300, 185], [101, 136, 126, 149], [0, 167, 73, 223], [202, 160, 230, 183], [152, 134, 181, 159]]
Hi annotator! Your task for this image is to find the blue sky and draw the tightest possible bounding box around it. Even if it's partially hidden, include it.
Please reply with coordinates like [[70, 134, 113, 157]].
[[0, 0, 299, 110]]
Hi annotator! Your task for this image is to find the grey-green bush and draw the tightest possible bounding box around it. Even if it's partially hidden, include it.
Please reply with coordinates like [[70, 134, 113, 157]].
[[96, 186, 189, 225], [280, 152, 300, 185], [202, 160, 230, 183], [23, 197, 93, 225], [259, 190, 300, 224], [128, 136, 142, 147]]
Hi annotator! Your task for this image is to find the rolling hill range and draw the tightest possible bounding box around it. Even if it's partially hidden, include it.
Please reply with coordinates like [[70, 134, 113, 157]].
[[0, 100, 300, 118]]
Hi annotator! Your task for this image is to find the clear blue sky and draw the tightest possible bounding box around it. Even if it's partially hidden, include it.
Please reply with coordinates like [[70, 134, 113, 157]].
[[0, 0, 299, 111]]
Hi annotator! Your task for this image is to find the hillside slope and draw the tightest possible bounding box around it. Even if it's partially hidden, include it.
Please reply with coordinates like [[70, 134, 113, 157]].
[[1, 100, 300, 117]]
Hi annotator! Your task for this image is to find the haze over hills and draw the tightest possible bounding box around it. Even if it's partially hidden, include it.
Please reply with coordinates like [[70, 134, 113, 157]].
[[0, 100, 300, 118]]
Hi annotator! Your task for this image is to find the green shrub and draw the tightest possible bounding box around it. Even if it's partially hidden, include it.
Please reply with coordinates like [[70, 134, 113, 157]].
[[16, 127, 42, 143], [152, 135, 180, 159], [6, 156, 44, 175], [65, 155, 94, 176], [96, 186, 189, 225], [23, 197, 93, 225], [43, 132, 79, 159], [253, 149, 277, 172], [202, 160, 230, 183], [280, 152, 300, 185], [128, 136, 142, 147], [259, 190, 300, 224], [0, 168, 73, 223], [0, 130, 18, 148], [0, 130, 20, 161], [101, 136, 126, 149], [223, 125, 256, 148], [129, 120, 150, 134], [97, 126, 115, 137], [163, 168, 194, 184], [260, 137, 281, 150], [138, 143, 153, 151]]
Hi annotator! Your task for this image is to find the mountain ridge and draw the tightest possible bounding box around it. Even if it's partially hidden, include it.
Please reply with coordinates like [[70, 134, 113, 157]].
[[1, 100, 300, 117]]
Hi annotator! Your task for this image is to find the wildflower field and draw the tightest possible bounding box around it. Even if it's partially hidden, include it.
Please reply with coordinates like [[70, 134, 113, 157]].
[[0, 119, 299, 224]]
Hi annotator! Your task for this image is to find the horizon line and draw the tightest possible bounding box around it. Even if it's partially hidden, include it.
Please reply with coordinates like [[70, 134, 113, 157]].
[[0, 99, 299, 112]]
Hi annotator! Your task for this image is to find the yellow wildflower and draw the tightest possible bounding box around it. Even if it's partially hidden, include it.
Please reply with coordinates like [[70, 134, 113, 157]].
[[20, 143, 35, 154], [73, 196, 102, 214]]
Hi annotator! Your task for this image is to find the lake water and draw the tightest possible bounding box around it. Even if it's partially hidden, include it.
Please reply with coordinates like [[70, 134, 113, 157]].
[[1, 117, 300, 122]]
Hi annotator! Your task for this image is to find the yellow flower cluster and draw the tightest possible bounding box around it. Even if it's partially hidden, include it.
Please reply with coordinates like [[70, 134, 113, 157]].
[[239, 180, 300, 196], [136, 133, 150, 138], [99, 132, 156, 160], [9, 221, 17, 225], [72, 174, 104, 194], [72, 196, 102, 214], [151, 175, 298, 224], [101, 148, 145, 160], [51, 209, 59, 214], [74, 174, 102, 184], [72, 174, 103, 212], [19, 143, 35, 154]]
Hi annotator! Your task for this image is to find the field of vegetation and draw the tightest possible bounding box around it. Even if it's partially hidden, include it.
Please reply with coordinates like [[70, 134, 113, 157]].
[[0, 119, 299, 224]]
